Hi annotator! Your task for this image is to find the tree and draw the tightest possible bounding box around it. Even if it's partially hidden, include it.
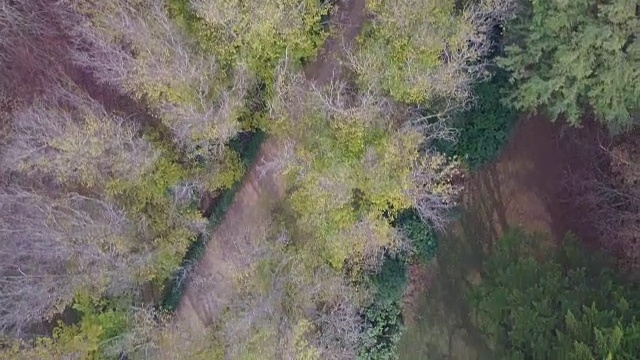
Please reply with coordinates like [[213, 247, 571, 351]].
[[2, 84, 158, 188], [268, 63, 460, 270], [500, 0, 640, 132], [469, 229, 640, 359], [0, 186, 150, 336], [191, 0, 328, 78], [65, 0, 249, 157], [222, 237, 363, 360], [567, 133, 640, 270], [350, 0, 516, 106], [395, 209, 438, 264]]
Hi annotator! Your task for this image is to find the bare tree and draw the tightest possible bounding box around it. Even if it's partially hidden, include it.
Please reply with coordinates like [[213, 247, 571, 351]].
[[222, 240, 363, 360], [0, 187, 149, 336], [408, 152, 463, 231], [569, 133, 640, 269], [257, 138, 297, 179], [2, 84, 158, 188], [309, 288, 363, 360], [63, 0, 249, 157]]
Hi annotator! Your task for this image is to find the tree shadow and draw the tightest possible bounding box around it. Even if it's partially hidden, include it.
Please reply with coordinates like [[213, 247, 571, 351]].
[[399, 200, 497, 360]]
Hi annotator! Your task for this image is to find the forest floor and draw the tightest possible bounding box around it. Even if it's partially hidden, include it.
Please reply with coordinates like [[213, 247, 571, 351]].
[[398, 116, 606, 359], [173, 0, 368, 334]]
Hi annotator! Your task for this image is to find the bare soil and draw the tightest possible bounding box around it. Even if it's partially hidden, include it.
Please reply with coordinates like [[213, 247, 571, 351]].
[[400, 115, 611, 360], [173, 0, 368, 333], [461, 115, 604, 247]]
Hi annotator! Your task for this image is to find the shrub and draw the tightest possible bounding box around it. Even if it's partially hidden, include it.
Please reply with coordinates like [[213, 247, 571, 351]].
[[395, 209, 438, 264], [357, 207, 439, 359], [359, 254, 408, 360], [370, 257, 408, 304], [435, 70, 517, 169], [358, 298, 404, 360]]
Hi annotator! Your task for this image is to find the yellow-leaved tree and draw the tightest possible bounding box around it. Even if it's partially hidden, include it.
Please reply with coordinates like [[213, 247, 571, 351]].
[[267, 62, 461, 271]]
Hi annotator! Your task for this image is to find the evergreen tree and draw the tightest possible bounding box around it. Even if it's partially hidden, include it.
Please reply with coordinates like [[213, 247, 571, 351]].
[[469, 229, 640, 359], [501, 0, 640, 132]]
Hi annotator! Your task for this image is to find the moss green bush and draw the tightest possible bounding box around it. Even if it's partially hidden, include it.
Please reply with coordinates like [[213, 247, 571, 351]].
[[469, 229, 640, 359], [395, 209, 438, 264], [358, 297, 404, 360], [435, 70, 517, 169]]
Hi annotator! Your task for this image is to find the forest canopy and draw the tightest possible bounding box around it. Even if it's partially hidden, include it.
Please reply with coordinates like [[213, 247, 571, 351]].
[[501, 0, 640, 132], [1, 0, 639, 359]]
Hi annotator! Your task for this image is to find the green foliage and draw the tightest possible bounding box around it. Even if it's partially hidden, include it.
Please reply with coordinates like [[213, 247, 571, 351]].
[[370, 257, 408, 304], [357, 207, 438, 359], [161, 131, 265, 312], [469, 229, 640, 359], [395, 209, 438, 264], [51, 294, 128, 359], [8, 293, 130, 360], [500, 0, 640, 132], [106, 153, 200, 283], [359, 252, 410, 360], [436, 71, 517, 169], [168, 0, 328, 82], [270, 74, 454, 270], [285, 111, 420, 269], [359, 298, 404, 360], [354, 0, 474, 104], [165, 0, 217, 54]]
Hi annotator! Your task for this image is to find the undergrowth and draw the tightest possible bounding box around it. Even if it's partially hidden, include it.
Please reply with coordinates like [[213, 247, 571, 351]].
[[436, 70, 517, 169], [358, 209, 438, 359]]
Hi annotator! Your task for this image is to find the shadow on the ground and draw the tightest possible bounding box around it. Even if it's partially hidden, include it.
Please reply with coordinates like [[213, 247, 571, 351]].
[[399, 116, 609, 359], [398, 199, 495, 360]]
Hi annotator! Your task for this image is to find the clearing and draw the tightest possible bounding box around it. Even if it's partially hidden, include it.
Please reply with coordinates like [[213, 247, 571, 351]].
[[399, 116, 606, 359]]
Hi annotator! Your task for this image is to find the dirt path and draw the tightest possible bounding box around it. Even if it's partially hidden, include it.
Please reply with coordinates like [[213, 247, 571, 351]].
[[174, 0, 367, 334]]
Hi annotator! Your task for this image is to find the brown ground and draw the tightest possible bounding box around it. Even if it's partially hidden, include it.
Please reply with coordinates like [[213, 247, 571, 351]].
[[461, 115, 604, 248], [173, 0, 368, 333], [400, 115, 612, 360]]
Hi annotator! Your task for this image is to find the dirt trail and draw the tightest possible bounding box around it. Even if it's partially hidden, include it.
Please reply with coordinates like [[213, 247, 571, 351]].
[[174, 0, 367, 334]]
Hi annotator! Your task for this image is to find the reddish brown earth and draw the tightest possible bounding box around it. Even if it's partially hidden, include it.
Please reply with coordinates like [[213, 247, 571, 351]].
[[462, 115, 605, 248], [402, 115, 609, 307], [400, 116, 619, 359]]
